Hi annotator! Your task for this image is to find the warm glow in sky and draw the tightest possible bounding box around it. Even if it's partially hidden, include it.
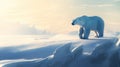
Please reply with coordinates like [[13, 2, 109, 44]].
[[0, 0, 120, 34]]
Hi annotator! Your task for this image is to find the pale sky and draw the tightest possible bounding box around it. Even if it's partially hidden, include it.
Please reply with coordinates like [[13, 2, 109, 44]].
[[0, 0, 120, 34]]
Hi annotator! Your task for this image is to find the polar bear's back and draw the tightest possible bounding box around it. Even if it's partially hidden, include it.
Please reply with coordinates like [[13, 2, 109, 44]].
[[90, 16, 104, 22], [88, 16, 104, 31]]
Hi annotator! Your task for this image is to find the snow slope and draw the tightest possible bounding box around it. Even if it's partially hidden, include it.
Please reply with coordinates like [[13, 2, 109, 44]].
[[2, 37, 119, 67]]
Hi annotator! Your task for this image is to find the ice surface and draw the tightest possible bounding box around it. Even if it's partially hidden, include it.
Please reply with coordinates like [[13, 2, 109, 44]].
[[2, 37, 119, 67]]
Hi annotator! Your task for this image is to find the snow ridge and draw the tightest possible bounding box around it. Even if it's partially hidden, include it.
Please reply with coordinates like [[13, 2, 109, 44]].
[[3, 37, 119, 67]]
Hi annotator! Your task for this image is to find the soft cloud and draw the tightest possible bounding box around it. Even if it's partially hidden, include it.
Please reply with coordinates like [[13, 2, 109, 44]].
[[0, 0, 119, 33], [97, 4, 114, 7], [114, 0, 120, 2], [0, 23, 52, 35]]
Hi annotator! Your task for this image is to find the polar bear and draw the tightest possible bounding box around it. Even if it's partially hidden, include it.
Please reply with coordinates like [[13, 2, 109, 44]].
[[72, 15, 104, 39]]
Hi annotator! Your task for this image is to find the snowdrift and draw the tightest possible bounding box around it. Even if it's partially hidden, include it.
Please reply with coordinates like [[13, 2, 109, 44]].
[[0, 45, 59, 60], [2, 37, 120, 67]]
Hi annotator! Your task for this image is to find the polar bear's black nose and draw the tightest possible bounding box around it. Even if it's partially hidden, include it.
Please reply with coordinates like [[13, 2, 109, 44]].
[[72, 23, 74, 25]]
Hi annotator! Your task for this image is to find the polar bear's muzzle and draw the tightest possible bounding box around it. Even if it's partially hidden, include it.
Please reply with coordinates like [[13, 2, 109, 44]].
[[72, 22, 75, 25]]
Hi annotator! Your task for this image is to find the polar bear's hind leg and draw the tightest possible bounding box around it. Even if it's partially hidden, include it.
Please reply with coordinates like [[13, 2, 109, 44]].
[[98, 30, 104, 37], [97, 18, 104, 38]]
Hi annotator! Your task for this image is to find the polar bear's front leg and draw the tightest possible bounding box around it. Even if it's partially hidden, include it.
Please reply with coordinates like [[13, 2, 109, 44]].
[[79, 27, 84, 39], [83, 28, 90, 39]]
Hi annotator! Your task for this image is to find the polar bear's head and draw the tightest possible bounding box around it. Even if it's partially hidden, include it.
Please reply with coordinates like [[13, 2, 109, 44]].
[[72, 15, 88, 26]]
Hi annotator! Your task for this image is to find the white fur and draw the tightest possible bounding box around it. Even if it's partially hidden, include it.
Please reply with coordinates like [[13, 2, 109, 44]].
[[72, 15, 104, 39]]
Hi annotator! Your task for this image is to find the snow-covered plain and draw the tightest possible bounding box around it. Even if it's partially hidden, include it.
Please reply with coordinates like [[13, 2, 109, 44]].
[[0, 32, 120, 67]]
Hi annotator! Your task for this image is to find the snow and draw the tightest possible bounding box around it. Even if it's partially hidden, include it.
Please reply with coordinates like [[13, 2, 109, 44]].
[[1, 36, 119, 67]]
